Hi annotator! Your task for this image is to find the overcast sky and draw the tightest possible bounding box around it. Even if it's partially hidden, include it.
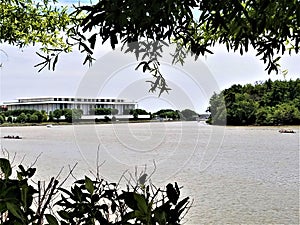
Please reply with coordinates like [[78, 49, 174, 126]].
[[1, 1, 299, 113]]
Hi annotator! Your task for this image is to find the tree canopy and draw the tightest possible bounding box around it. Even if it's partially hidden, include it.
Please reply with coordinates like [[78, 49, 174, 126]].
[[207, 79, 300, 125], [72, 0, 300, 73], [1, 0, 300, 92]]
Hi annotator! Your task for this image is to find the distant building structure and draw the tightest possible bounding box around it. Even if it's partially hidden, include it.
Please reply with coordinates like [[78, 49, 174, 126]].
[[2, 96, 137, 115]]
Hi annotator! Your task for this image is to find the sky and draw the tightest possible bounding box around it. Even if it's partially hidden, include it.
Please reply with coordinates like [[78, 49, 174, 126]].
[[1, 1, 299, 113]]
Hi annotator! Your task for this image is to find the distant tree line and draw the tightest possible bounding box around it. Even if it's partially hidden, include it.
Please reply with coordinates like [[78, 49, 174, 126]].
[[0, 109, 83, 124], [0, 107, 200, 125], [207, 79, 300, 125], [153, 109, 198, 121]]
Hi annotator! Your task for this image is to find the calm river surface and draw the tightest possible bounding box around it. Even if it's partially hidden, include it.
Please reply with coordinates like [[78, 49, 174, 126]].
[[0, 122, 299, 224]]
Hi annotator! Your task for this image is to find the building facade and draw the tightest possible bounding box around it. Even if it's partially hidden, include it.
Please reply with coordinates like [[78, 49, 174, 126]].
[[2, 97, 137, 115]]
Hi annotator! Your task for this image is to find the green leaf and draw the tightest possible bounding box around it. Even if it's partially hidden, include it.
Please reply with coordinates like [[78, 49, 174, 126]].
[[6, 202, 24, 221], [45, 214, 59, 225], [0, 158, 12, 179], [58, 210, 71, 220], [84, 176, 94, 194], [134, 193, 148, 214], [154, 209, 166, 224]]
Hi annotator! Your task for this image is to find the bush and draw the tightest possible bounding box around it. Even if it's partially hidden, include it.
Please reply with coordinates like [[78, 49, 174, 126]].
[[16, 113, 27, 123], [53, 109, 62, 120], [64, 109, 83, 122], [29, 114, 39, 123], [48, 111, 54, 122], [0, 115, 4, 124], [7, 116, 13, 123], [0, 157, 190, 225]]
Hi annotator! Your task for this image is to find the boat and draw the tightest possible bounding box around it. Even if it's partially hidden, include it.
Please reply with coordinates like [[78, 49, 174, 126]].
[[3, 135, 22, 139], [46, 124, 53, 128], [279, 129, 296, 133]]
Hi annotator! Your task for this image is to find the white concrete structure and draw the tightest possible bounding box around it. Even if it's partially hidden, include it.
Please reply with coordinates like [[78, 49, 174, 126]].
[[3, 97, 137, 115]]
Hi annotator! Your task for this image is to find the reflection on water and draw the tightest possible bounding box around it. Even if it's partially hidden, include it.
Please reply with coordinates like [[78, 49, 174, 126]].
[[0, 122, 299, 224]]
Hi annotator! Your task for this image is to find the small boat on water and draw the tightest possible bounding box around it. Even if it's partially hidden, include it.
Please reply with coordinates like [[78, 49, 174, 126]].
[[46, 124, 53, 128], [279, 129, 296, 133], [3, 135, 22, 139]]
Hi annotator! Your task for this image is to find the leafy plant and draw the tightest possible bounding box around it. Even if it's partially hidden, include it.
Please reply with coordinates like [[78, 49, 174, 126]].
[[0, 157, 58, 224], [0, 157, 191, 225]]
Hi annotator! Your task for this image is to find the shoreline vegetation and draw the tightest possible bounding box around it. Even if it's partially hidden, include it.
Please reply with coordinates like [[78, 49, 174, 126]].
[[1, 120, 300, 128], [1, 79, 299, 127], [0, 108, 201, 127], [207, 79, 300, 126]]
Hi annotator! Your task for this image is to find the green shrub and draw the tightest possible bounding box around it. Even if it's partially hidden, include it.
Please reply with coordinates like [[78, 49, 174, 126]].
[[0, 115, 4, 124], [53, 109, 62, 120], [16, 113, 27, 123], [48, 111, 54, 122], [29, 114, 39, 123], [7, 116, 13, 123], [0, 157, 190, 225]]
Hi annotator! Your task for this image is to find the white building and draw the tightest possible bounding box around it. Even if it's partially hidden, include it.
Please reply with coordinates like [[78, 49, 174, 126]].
[[2, 96, 137, 115]]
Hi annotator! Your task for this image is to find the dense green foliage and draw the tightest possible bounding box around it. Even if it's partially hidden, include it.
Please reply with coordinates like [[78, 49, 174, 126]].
[[128, 109, 151, 120], [180, 109, 198, 121], [153, 109, 199, 121], [0, 157, 190, 224], [0, 109, 84, 124], [3, 109, 37, 117], [63, 109, 83, 122], [73, 0, 300, 73], [64, 0, 300, 94], [207, 79, 300, 125], [1, 0, 72, 71], [3, 0, 299, 94], [0, 115, 4, 124], [53, 109, 62, 120]]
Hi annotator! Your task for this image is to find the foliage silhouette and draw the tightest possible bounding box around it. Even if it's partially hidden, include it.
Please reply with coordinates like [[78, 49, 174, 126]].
[[0, 156, 191, 225]]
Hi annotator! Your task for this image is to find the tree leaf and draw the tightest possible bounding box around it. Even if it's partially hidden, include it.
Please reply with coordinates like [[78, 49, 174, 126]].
[[0, 158, 12, 179], [6, 202, 24, 221], [134, 193, 148, 214], [85, 176, 94, 194], [45, 214, 59, 225]]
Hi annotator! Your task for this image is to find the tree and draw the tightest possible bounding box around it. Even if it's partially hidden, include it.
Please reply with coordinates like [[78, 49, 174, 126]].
[[63, 109, 73, 122], [0, 115, 4, 124], [208, 79, 300, 125], [273, 102, 300, 125], [29, 114, 39, 123], [48, 111, 54, 122], [16, 113, 27, 123], [3, 1, 299, 95], [180, 109, 198, 121], [1, 0, 72, 70], [111, 108, 119, 115], [72, 108, 83, 121], [7, 116, 13, 123], [64, 0, 300, 94], [53, 109, 62, 120], [32, 111, 43, 123], [63, 108, 83, 122]]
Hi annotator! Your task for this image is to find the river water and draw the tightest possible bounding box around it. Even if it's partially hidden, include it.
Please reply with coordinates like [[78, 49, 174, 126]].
[[0, 122, 299, 224]]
